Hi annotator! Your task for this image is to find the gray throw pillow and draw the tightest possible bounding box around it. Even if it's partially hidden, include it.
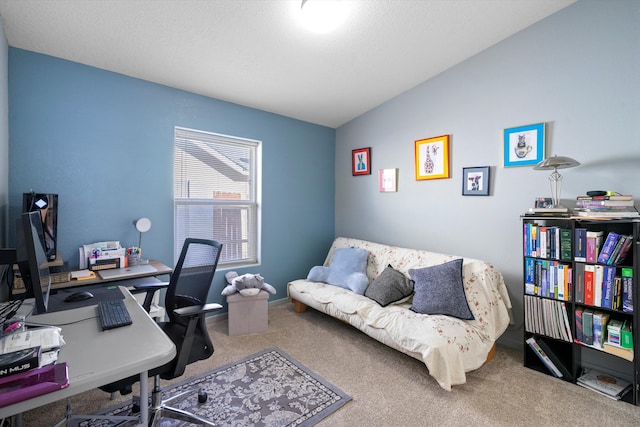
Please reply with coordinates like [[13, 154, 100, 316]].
[[365, 264, 414, 307], [408, 258, 474, 320]]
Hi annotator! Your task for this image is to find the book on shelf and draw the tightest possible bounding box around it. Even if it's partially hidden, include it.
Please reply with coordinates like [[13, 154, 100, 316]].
[[582, 309, 594, 345], [585, 230, 604, 264], [576, 194, 633, 201], [537, 338, 572, 379], [597, 232, 619, 264], [607, 235, 627, 265], [577, 369, 632, 400], [574, 228, 587, 262], [527, 207, 570, 214], [611, 235, 633, 265], [613, 276, 623, 310], [560, 301, 572, 342], [592, 311, 610, 349], [621, 268, 633, 313], [576, 200, 635, 208], [559, 228, 572, 261], [575, 307, 584, 343], [583, 264, 595, 306], [526, 337, 563, 378], [574, 208, 639, 218], [574, 262, 585, 304], [593, 265, 604, 308], [601, 265, 616, 309]]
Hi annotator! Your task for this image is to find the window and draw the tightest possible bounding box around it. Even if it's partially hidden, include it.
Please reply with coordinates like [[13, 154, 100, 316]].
[[174, 127, 261, 267]]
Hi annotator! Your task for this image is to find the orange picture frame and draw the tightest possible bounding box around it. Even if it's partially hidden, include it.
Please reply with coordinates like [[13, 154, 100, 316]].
[[414, 135, 450, 180]]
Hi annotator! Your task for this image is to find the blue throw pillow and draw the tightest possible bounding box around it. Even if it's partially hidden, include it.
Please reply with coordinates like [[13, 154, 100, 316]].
[[307, 247, 369, 294], [408, 258, 474, 320]]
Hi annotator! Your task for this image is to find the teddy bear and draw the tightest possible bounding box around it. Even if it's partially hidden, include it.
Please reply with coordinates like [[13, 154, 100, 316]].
[[222, 271, 277, 296]]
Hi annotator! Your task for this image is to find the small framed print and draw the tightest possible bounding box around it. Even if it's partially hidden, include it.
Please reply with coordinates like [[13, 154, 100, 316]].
[[462, 166, 490, 196], [503, 122, 545, 167], [352, 147, 371, 175], [415, 135, 450, 180], [379, 168, 397, 192]]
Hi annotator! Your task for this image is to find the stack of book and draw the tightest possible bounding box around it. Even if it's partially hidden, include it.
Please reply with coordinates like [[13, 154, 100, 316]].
[[0, 325, 68, 407], [574, 194, 638, 218], [577, 368, 632, 400]]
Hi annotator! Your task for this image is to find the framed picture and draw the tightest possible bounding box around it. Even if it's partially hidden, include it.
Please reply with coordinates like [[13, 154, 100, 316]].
[[352, 147, 371, 175], [414, 135, 450, 180], [379, 168, 397, 192], [462, 166, 490, 196], [503, 122, 545, 167]]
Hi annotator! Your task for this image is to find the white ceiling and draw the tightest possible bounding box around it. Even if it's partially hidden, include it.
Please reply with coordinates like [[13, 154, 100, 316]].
[[0, 0, 575, 128]]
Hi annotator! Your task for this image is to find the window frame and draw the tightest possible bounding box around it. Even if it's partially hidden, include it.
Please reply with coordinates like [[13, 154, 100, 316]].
[[173, 126, 261, 268]]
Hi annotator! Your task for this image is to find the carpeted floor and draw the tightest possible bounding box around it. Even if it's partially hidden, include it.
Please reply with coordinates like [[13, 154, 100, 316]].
[[74, 347, 350, 427], [20, 301, 640, 426]]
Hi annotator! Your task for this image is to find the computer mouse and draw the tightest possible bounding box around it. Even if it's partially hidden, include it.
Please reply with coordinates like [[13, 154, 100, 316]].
[[64, 291, 95, 302]]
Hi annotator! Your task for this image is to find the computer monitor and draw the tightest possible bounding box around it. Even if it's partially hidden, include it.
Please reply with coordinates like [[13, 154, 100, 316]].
[[16, 211, 52, 314]]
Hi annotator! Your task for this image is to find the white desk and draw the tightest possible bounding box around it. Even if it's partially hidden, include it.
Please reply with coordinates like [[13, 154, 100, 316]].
[[0, 287, 176, 424]]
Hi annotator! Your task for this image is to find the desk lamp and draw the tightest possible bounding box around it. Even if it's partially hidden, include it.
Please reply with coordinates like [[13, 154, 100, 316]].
[[533, 155, 580, 211], [134, 217, 152, 250]]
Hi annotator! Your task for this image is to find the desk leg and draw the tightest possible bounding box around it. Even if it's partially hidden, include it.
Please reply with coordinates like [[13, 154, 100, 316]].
[[139, 370, 149, 426]]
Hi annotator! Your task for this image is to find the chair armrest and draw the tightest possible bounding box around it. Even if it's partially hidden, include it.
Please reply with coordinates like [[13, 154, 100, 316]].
[[131, 281, 169, 312], [174, 303, 223, 318], [132, 281, 169, 293]]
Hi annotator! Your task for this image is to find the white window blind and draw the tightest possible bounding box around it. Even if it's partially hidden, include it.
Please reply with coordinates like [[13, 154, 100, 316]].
[[174, 127, 260, 267]]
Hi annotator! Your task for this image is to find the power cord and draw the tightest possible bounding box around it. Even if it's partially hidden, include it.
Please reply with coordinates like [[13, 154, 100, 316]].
[[0, 299, 24, 325]]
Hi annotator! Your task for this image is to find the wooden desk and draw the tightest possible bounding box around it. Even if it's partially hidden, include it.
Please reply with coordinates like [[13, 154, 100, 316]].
[[13, 260, 172, 294], [0, 287, 176, 424]]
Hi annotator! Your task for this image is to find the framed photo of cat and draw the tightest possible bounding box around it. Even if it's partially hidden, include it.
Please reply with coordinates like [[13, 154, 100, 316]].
[[503, 122, 545, 167], [352, 147, 371, 176]]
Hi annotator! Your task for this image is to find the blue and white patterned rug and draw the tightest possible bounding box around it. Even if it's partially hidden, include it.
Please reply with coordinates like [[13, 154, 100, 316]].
[[80, 347, 351, 427]]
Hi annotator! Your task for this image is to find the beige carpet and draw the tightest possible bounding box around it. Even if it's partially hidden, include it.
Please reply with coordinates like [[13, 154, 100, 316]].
[[21, 301, 640, 426]]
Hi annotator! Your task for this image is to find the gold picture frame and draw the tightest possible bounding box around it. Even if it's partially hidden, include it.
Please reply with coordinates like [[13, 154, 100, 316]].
[[414, 135, 450, 180]]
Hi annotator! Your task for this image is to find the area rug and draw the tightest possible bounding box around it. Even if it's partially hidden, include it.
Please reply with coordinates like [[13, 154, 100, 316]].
[[78, 347, 351, 426]]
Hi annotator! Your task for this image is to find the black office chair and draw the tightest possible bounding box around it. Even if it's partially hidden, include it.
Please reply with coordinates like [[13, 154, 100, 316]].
[[99, 238, 223, 426]]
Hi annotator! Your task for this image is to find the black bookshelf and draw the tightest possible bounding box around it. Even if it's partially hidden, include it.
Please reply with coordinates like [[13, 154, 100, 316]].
[[522, 216, 639, 405]]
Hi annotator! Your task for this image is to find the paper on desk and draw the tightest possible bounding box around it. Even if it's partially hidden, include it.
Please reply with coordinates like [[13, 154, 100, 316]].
[[71, 269, 95, 280], [0, 326, 65, 354], [40, 349, 60, 366]]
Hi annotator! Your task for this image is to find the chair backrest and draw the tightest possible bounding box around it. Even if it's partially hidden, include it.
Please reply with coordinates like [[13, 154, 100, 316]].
[[162, 238, 223, 378], [166, 238, 223, 325]]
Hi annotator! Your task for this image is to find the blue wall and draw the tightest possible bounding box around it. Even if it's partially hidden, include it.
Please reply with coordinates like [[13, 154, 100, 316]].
[[8, 49, 335, 298]]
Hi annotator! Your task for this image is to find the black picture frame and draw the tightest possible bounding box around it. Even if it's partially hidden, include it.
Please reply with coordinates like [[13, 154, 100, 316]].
[[462, 166, 490, 196]]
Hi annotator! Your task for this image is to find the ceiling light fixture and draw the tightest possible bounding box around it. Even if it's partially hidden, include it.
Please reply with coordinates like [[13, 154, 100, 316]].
[[299, 0, 348, 34]]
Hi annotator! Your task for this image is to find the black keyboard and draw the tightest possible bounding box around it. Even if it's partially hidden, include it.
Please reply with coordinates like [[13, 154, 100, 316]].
[[98, 299, 132, 330]]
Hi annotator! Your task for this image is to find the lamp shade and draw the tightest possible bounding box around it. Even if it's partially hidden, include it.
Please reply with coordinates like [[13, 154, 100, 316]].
[[533, 155, 580, 170]]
